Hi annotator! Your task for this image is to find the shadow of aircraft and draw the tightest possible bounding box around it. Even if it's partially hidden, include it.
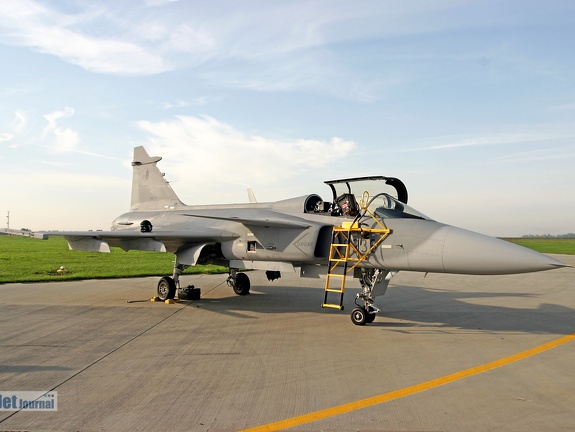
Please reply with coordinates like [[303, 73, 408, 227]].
[[174, 278, 575, 336]]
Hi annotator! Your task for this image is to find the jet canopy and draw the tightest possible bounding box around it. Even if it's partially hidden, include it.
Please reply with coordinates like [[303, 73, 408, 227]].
[[324, 176, 432, 221], [325, 176, 408, 205]]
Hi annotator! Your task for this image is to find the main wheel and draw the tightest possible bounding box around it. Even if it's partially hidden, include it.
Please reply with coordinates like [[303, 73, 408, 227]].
[[233, 272, 250, 295], [157, 276, 176, 301], [351, 307, 368, 326]]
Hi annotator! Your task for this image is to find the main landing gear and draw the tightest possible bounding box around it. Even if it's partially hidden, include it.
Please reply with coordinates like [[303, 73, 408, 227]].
[[227, 268, 250, 295], [156, 260, 251, 300], [156, 259, 188, 301], [157, 276, 177, 301]]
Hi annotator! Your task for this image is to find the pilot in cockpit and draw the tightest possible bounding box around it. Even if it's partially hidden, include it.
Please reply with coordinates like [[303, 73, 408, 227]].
[[337, 193, 359, 217]]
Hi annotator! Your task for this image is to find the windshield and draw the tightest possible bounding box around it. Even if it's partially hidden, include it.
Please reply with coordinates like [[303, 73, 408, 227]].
[[368, 193, 433, 221]]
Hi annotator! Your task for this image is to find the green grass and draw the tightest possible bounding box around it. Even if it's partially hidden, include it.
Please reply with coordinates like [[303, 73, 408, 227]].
[[0, 236, 227, 284], [502, 238, 575, 255]]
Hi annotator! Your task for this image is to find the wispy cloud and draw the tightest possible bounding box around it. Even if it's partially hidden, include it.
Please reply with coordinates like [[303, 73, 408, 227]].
[[387, 131, 574, 153], [0, 111, 28, 148], [0, 133, 13, 144], [42, 107, 79, 152], [413, 134, 562, 151], [0, 0, 480, 98], [0, 1, 171, 75], [160, 96, 222, 110], [10, 110, 27, 132], [137, 115, 356, 202], [486, 145, 575, 165]]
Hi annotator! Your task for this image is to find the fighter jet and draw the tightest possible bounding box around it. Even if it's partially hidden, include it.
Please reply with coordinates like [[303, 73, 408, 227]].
[[37, 146, 568, 325]]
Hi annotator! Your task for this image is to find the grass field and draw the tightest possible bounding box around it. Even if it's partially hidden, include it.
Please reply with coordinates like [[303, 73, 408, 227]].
[[502, 238, 575, 255], [1, 235, 573, 284], [0, 236, 227, 284]]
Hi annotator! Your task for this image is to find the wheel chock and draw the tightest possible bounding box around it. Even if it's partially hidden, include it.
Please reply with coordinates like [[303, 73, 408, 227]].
[[149, 297, 179, 304], [164, 299, 179, 304]]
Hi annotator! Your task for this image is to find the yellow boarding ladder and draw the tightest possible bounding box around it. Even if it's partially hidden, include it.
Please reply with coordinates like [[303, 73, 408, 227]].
[[322, 193, 392, 310]]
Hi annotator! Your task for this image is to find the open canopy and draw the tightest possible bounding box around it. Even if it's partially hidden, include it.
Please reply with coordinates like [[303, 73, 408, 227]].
[[324, 176, 408, 204]]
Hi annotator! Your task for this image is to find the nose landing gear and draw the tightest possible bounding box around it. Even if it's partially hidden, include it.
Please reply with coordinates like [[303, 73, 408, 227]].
[[350, 305, 378, 325], [350, 269, 393, 326]]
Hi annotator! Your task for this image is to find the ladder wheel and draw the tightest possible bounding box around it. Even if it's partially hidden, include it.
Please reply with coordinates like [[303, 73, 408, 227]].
[[351, 307, 368, 326]]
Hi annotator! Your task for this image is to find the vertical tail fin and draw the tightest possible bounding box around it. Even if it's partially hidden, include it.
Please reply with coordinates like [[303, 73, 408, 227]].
[[131, 146, 184, 211]]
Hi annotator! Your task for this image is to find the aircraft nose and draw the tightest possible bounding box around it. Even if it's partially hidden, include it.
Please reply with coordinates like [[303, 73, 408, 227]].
[[442, 226, 568, 275]]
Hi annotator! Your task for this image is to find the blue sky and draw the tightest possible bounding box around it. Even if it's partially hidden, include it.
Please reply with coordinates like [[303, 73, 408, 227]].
[[1, 0, 574, 236]]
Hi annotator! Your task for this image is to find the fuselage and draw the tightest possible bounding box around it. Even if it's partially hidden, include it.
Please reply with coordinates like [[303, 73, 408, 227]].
[[110, 193, 566, 275]]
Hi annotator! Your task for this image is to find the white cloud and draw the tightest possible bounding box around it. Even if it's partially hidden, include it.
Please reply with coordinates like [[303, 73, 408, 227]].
[[0, 133, 14, 143], [137, 115, 356, 203], [0, 111, 28, 148], [160, 96, 222, 110], [42, 107, 79, 153], [0, 0, 479, 97], [385, 129, 575, 154], [0, 1, 170, 75], [413, 134, 556, 151], [10, 110, 27, 133], [486, 146, 575, 165]]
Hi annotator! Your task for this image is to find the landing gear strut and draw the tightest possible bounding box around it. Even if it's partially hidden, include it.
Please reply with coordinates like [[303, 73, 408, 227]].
[[350, 269, 390, 326], [156, 258, 190, 301], [227, 268, 250, 295]]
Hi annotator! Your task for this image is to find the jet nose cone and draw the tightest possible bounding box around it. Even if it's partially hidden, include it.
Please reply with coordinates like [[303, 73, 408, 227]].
[[442, 227, 568, 275]]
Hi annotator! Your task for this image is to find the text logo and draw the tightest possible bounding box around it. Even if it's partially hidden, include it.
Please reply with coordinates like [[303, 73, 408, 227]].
[[0, 391, 58, 411]]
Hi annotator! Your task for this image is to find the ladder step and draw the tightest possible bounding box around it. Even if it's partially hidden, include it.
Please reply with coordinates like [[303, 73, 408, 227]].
[[322, 303, 344, 310], [325, 288, 344, 293], [331, 255, 359, 261]]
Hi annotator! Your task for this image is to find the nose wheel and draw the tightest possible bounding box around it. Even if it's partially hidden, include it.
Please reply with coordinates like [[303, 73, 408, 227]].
[[350, 305, 377, 326], [349, 268, 392, 325]]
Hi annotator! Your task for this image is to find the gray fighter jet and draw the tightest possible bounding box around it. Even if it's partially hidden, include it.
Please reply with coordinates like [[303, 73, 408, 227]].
[[37, 146, 568, 325]]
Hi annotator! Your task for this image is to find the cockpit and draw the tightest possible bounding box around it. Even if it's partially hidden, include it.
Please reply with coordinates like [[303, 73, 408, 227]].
[[303, 176, 432, 221]]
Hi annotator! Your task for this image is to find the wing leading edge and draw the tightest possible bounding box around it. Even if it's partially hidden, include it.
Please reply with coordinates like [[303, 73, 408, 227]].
[[36, 229, 239, 254]]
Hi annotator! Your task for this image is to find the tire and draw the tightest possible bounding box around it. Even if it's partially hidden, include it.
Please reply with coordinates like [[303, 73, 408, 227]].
[[157, 276, 176, 301], [350, 307, 368, 326], [233, 272, 250, 295], [365, 311, 376, 324]]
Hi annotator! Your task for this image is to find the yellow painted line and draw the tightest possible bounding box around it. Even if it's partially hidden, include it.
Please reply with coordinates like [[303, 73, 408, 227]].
[[241, 332, 575, 432]]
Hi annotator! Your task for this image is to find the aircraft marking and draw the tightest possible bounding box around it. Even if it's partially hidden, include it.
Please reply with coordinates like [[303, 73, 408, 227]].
[[240, 332, 575, 431]]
